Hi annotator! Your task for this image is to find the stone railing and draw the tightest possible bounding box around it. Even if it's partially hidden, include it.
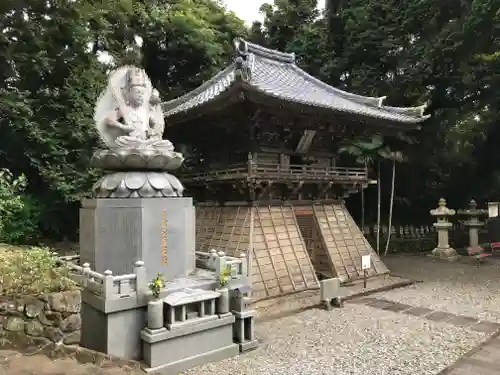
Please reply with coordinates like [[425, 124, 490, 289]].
[[58, 250, 248, 302], [195, 250, 218, 270], [195, 249, 248, 279], [57, 256, 147, 300]]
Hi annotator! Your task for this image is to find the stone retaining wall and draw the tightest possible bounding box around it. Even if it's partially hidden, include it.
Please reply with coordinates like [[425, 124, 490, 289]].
[[0, 291, 82, 347]]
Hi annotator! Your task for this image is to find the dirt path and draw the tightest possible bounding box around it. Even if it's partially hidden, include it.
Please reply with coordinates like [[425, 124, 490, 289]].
[[0, 349, 142, 375]]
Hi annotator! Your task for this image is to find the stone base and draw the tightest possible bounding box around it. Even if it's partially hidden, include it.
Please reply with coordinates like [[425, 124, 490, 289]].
[[320, 278, 341, 301], [80, 272, 219, 362], [141, 344, 240, 375], [92, 171, 184, 198], [429, 247, 460, 262], [80, 302, 146, 360], [141, 313, 238, 372], [79, 197, 195, 280], [239, 339, 259, 353]]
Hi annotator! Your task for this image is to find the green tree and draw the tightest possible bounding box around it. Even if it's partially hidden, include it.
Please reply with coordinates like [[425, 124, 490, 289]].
[[255, 0, 500, 224], [339, 135, 390, 254], [0, 0, 248, 239]]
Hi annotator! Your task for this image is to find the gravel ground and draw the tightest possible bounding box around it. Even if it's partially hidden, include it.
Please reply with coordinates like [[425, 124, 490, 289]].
[[181, 303, 487, 375], [4, 254, 495, 375], [374, 255, 500, 323], [254, 274, 409, 321]]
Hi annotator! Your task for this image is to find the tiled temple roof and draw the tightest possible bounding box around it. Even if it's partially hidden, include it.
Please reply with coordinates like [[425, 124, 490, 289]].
[[162, 38, 430, 125]]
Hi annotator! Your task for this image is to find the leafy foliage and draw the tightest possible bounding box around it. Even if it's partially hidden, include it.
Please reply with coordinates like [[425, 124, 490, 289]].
[[148, 272, 165, 299], [251, 0, 500, 223], [218, 265, 233, 289], [0, 0, 247, 239], [0, 169, 41, 244], [1, 0, 500, 238], [0, 246, 78, 296]]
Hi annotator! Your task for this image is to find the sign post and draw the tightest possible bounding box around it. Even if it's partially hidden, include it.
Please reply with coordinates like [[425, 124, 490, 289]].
[[361, 255, 371, 289]]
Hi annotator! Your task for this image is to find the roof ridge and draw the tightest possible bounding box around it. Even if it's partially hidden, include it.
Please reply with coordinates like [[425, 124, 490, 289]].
[[289, 64, 428, 118], [234, 38, 295, 64], [289, 64, 386, 108], [161, 63, 236, 111]]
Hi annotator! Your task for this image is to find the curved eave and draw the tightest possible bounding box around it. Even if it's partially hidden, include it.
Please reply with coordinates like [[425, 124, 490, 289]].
[[162, 53, 430, 127], [289, 64, 430, 121], [163, 84, 423, 131], [244, 73, 426, 126], [162, 63, 236, 114]]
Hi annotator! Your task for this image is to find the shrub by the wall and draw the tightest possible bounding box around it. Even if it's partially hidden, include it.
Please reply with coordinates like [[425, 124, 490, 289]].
[[0, 246, 78, 296], [0, 246, 82, 348], [0, 169, 41, 244]]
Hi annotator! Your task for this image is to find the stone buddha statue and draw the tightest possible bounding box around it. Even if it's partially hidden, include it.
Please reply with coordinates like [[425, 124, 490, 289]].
[[95, 66, 176, 152], [91, 66, 184, 198]]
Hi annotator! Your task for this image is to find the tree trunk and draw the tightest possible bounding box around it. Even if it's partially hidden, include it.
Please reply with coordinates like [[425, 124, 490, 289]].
[[361, 161, 366, 230], [376, 160, 381, 254], [361, 187, 365, 230], [384, 160, 396, 256]]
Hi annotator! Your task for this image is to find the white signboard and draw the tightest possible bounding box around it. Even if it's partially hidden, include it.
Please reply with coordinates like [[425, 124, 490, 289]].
[[488, 202, 499, 218], [361, 255, 371, 270]]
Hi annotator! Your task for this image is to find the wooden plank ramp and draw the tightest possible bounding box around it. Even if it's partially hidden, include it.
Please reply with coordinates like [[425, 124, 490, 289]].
[[313, 202, 389, 281], [194, 204, 319, 301], [251, 205, 319, 301]]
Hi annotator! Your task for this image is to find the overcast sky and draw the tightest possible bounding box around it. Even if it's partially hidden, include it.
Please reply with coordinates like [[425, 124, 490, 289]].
[[223, 0, 326, 25]]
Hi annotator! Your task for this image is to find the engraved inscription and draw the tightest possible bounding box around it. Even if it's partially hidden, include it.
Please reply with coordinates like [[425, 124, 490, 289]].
[[161, 211, 168, 265]]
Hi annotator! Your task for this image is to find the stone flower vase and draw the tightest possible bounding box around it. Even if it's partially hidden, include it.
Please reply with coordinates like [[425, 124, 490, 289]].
[[147, 299, 164, 330], [216, 288, 230, 314]]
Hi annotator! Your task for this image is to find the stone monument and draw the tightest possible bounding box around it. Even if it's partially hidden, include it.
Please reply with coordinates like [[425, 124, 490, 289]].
[[78, 66, 256, 372], [458, 199, 487, 247], [79, 65, 195, 281], [430, 198, 458, 261]]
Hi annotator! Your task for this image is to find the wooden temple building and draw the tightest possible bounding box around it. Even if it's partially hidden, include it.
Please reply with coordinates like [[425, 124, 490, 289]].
[[162, 39, 429, 301]]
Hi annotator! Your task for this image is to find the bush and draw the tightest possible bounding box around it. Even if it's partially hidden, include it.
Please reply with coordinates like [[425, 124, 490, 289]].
[[0, 169, 41, 244], [0, 246, 79, 297]]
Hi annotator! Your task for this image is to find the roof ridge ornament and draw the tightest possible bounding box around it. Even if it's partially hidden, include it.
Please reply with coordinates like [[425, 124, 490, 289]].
[[234, 38, 249, 55], [234, 54, 253, 82], [233, 38, 295, 64], [377, 96, 387, 108], [234, 38, 254, 82]]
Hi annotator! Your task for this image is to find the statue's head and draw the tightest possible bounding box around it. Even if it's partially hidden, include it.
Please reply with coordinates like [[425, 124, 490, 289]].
[[125, 67, 147, 107]]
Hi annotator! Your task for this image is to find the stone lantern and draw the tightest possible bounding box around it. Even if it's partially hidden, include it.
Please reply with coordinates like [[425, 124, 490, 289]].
[[458, 199, 487, 247], [430, 198, 458, 261]]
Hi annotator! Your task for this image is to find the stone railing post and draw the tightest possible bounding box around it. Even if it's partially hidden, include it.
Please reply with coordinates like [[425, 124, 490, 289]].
[[134, 260, 147, 296], [430, 198, 458, 261], [458, 199, 487, 247], [239, 252, 247, 276], [82, 262, 91, 288], [103, 270, 114, 299], [209, 248, 217, 270]]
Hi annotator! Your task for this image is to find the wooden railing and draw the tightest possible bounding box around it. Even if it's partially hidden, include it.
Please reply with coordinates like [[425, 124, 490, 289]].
[[180, 163, 367, 181], [182, 164, 247, 181], [252, 163, 367, 179]]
